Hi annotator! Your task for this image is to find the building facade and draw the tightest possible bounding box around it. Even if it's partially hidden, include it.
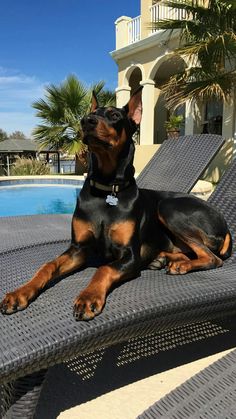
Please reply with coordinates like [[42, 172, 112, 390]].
[[111, 0, 236, 150]]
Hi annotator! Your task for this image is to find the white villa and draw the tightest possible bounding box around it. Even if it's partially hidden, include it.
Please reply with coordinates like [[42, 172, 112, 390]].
[[111, 0, 235, 177]]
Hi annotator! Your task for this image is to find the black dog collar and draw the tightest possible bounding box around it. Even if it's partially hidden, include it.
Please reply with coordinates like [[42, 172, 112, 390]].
[[89, 179, 130, 193], [89, 179, 131, 206]]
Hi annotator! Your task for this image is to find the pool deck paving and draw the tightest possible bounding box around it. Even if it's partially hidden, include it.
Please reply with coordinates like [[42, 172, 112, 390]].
[[36, 342, 236, 419]]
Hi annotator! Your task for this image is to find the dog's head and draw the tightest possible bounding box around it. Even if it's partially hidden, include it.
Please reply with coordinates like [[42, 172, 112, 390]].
[[81, 87, 142, 152]]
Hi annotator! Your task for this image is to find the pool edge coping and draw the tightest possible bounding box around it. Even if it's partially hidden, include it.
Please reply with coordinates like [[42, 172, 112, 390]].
[[0, 175, 86, 182]]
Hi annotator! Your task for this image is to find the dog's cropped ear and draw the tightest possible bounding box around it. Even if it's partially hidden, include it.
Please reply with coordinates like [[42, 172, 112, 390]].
[[124, 86, 143, 125], [90, 90, 99, 112]]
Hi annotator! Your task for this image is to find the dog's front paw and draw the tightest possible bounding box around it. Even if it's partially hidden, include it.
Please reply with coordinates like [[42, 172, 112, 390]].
[[73, 289, 105, 321], [0, 286, 36, 314]]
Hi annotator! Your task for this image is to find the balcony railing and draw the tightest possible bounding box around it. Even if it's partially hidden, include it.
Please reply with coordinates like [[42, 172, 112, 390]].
[[127, 1, 187, 45], [150, 2, 187, 30], [128, 15, 141, 44]]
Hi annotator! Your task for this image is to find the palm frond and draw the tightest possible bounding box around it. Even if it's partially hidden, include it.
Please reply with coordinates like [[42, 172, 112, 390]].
[[162, 67, 236, 108], [153, 0, 236, 41], [61, 133, 84, 155], [60, 75, 88, 115], [97, 89, 116, 107], [91, 81, 106, 96], [151, 0, 236, 107], [33, 126, 65, 151], [32, 75, 115, 167]]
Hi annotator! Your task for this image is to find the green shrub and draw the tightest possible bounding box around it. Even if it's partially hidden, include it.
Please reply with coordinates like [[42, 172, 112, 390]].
[[164, 114, 184, 131], [10, 157, 50, 176]]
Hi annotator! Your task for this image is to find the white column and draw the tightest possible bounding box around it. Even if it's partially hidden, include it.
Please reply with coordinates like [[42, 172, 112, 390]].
[[192, 101, 204, 134], [140, 79, 155, 145], [184, 100, 194, 135], [222, 97, 234, 140], [115, 16, 132, 50], [115, 85, 131, 108], [6, 155, 10, 176], [222, 96, 236, 159]]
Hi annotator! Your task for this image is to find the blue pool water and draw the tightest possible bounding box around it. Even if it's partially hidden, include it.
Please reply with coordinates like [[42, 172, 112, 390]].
[[0, 181, 82, 217]]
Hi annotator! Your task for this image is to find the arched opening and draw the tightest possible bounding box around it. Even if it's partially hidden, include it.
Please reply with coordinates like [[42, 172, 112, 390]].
[[128, 67, 142, 95], [152, 55, 186, 143]]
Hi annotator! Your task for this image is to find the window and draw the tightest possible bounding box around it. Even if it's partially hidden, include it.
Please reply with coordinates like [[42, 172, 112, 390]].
[[203, 101, 223, 135]]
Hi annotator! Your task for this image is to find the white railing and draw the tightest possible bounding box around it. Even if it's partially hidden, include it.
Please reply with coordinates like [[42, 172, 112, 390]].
[[126, 2, 187, 46], [128, 15, 141, 44], [150, 2, 187, 33]]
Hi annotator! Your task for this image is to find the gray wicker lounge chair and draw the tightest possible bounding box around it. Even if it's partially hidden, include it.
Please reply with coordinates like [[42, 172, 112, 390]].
[[138, 153, 236, 419], [138, 348, 236, 418], [136, 134, 223, 192], [1, 134, 234, 418]]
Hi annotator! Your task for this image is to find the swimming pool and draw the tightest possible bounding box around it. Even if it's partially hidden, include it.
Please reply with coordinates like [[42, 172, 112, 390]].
[[0, 179, 83, 217]]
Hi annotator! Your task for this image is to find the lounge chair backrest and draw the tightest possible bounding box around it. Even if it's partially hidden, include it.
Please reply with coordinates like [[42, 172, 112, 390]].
[[137, 134, 225, 193]]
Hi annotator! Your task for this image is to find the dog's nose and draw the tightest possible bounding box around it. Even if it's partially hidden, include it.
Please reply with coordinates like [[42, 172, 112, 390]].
[[81, 115, 98, 129]]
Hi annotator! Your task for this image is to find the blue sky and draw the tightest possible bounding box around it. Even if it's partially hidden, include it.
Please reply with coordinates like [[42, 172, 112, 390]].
[[0, 0, 140, 136]]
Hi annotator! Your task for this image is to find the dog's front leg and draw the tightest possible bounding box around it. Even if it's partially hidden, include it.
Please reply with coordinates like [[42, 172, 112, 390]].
[[73, 244, 140, 321], [0, 245, 86, 314]]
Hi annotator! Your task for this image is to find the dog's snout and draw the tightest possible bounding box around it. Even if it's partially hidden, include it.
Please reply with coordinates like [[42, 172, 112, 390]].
[[81, 115, 98, 130]]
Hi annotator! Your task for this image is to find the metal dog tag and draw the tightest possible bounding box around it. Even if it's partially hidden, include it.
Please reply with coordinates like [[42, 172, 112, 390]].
[[106, 194, 118, 206]]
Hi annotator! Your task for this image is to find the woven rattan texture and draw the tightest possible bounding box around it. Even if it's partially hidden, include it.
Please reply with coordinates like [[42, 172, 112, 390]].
[[138, 349, 236, 419], [137, 134, 224, 192], [137, 158, 236, 419], [0, 214, 71, 253], [0, 370, 46, 418], [1, 242, 236, 384]]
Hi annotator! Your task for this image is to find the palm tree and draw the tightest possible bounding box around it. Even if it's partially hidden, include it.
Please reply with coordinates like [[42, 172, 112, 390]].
[[32, 75, 115, 173], [153, 0, 236, 109]]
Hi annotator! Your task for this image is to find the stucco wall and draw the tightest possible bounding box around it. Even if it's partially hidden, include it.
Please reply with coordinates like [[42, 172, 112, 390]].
[[116, 33, 182, 88], [134, 144, 160, 174], [202, 139, 234, 184]]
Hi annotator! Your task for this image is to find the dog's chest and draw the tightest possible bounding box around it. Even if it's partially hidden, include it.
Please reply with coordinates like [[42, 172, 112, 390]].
[[91, 220, 123, 259], [74, 189, 139, 257]]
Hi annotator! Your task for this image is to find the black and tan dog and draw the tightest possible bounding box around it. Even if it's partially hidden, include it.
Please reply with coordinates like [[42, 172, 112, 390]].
[[0, 88, 232, 320]]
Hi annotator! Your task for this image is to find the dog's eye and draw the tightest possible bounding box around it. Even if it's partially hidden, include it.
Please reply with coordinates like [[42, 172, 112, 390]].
[[110, 111, 120, 121]]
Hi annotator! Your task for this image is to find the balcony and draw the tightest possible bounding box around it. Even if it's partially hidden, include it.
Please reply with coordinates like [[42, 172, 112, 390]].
[[128, 15, 141, 44], [115, 1, 187, 49], [150, 2, 187, 35]]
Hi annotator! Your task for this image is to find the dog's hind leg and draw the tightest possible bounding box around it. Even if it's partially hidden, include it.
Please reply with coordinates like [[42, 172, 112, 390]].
[[157, 196, 229, 274], [166, 241, 223, 274]]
